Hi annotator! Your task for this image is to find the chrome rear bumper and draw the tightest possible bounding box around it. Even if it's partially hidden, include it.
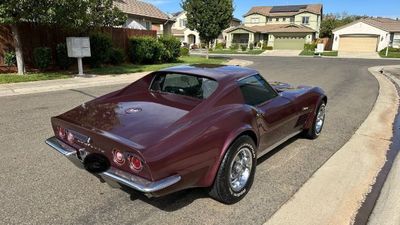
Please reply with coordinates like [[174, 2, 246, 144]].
[[45, 137, 181, 195]]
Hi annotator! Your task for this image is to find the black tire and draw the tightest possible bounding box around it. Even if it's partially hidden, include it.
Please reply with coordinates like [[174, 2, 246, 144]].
[[209, 135, 256, 204], [304, 101, 326, 139]]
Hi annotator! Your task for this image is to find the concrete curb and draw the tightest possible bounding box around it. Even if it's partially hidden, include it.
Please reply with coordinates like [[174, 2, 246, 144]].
[[0, 59, 251, 97], [264, 66, 399, 225]]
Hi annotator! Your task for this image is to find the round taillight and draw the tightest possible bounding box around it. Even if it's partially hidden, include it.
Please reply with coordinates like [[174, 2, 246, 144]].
[[112, 149, 125, 165], [129, 155, 143, 172], [57, 126, 66, 139]]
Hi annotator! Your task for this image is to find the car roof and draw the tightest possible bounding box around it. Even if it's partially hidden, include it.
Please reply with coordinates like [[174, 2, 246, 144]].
[[158, 64, 259, 82]]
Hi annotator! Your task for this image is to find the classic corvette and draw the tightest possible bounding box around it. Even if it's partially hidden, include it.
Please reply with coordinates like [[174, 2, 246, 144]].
[[46, 64, 327, 204]]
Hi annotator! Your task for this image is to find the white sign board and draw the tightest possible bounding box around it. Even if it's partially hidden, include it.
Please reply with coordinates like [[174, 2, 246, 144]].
[[316, 43, 324, 54], [66, 37, 91, 58]]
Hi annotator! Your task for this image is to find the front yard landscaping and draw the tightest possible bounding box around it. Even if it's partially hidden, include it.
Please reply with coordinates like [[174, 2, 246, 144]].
[[209, 49, 265, 55], [379, 47, 400, 58], [300, 50, 338, 57], [0, 56, 227, 84]]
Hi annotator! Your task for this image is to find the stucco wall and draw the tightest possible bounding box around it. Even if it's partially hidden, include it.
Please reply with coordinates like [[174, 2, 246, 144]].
[[332, 22, 390, 51], [244, 14, 267, 26], [294, 13, 320, 34]]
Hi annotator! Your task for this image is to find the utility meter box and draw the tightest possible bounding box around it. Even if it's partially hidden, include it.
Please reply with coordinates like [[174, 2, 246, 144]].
[[66, 37, 91, 58]]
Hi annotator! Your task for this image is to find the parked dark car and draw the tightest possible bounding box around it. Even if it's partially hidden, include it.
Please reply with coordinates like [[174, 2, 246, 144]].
[[46, 64, 327, 204]]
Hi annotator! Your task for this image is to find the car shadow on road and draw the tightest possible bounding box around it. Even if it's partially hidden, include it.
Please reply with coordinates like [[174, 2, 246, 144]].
[[115, 134, 302, 212], [257, 134, 300, 165], [120, 186, 209, 212]]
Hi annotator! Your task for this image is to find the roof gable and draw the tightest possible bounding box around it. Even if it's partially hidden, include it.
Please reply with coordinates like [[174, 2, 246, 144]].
[[333, 18, 400, 33], [114, 0, 169, 21]]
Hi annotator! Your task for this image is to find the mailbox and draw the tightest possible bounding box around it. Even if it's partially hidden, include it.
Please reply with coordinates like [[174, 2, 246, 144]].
[[66, 37, 91, 76], [66, 37, 91, 58]]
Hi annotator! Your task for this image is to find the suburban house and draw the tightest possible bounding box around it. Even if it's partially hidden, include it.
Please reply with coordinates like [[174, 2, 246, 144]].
[[114, 0, 173, 36], [332, 18, 400, 53], [225, 4, 323, 50], [171, 11, 241, 46]]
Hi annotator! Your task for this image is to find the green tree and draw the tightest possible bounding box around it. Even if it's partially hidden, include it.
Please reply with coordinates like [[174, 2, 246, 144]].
[[182, 0, 233, 59], [0, 0, 126, 75]]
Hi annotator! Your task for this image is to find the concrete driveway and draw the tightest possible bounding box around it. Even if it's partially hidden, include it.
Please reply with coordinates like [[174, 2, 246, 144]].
[[260, 50, 302, 57], [338, 51, 380, 59], [1, 57, 399, 225]]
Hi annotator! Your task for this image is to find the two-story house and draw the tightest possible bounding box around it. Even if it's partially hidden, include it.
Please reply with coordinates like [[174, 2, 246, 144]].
[[114, 0, 174, 36], [225, 4, 323, 50], [171, 11, 241, 47]]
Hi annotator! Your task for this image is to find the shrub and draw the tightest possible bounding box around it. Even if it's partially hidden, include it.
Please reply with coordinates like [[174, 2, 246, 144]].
[[241, 44, 247, 51], [180, 47, 190, 56], [33, 47, 52, 70], [88, 33, 113, 67], [128, 36, 165, 64], [109, 48, 125, 65], [215, 42, 225, 50], [262, 45, 273, 50], [158, 35, 181, 62], [304, 43, 317, 51], [249, 43, 254, 50], [230, 43, 239, 50], [4, 51, 16, 67], [56, 43, 72, 70]]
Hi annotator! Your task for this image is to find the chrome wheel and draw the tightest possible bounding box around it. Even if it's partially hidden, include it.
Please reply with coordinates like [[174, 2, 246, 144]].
[[315, 103, 326, 134], [229, 147, 253, 192]]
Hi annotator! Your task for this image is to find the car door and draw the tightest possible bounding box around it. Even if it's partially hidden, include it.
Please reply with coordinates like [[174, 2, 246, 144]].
[[238, 75, 299, 155]]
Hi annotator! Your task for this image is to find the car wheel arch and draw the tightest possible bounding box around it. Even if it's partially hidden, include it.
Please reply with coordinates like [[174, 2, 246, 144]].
[[203, 127, 259, 187]]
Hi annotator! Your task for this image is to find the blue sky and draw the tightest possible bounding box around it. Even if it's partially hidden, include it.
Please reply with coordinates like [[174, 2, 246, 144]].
[[143, 0, 400, 19]]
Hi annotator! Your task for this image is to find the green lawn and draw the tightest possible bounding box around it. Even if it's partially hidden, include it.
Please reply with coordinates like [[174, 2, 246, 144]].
[[300, 50, 338, 57], [379, 48, 400, 58], [0, 72, 71, 84], [0, 56, 227, 84], [209, 49, 265, 55], [87, 56, 227, 75]]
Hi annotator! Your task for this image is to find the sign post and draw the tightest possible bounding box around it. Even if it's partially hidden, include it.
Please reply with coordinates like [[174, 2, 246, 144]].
[[66, 37, 91, 76]]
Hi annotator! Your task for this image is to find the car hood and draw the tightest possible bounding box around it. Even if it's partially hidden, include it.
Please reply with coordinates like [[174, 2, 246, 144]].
[[58, 91, 201, 147]]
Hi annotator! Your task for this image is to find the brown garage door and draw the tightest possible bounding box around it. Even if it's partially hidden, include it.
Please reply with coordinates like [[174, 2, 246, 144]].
[[339, 36, 378, 52]]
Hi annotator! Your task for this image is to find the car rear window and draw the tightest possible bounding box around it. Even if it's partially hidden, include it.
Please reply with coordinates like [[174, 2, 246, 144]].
[[150, 73, 218, 99]]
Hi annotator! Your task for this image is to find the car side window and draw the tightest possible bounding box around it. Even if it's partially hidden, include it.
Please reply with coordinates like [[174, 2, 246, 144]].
[[238, 75, 278, 106]]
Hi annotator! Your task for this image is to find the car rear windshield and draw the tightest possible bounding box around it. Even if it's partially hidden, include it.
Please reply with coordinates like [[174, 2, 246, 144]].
[[150, 73, 218, 99]]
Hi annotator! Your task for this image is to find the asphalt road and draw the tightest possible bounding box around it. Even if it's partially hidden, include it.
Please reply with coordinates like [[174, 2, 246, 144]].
[[1, 57, 398, 225]]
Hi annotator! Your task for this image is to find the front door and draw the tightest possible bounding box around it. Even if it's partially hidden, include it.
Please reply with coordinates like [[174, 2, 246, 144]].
[[238, 75, 299, 155]]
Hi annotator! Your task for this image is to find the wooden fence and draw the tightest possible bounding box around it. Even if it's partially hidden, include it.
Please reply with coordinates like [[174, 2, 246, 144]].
[[0, 22, 157, 66]]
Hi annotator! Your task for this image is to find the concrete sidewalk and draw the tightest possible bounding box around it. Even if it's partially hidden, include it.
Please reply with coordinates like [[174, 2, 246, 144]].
[[368, 66, 400, 225], [0, 72, 148, 97], [265, 66, 399, 225], [0, 59, 253, 97]]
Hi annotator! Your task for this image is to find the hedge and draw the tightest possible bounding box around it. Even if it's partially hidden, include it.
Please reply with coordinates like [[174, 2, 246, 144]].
[[128, 36, 181, 64], [33, 47, 52, 70]]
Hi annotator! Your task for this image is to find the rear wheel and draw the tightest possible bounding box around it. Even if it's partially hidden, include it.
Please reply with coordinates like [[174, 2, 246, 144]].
[[209, 135, 256, 204], [304, 101, 326, 139]]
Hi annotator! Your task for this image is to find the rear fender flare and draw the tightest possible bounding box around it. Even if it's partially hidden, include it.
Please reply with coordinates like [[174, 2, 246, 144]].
[[203, 125, 259, 187]]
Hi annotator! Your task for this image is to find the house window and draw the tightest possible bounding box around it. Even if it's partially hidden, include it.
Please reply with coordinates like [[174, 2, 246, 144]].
[[180, 19, 187, 27], [290, 17, 295, 23], [251, 18, 260, 23], [302, 17, 310, 25], [276, 18, 279, 22], [145, 21, 151, 30]]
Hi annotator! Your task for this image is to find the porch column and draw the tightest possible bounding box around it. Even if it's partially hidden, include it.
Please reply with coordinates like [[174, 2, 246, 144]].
[[248, 33, 254, 48]]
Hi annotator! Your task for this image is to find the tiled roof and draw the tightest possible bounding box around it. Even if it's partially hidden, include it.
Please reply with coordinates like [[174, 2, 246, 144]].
[[333, 18, 400, 32], [244, 4, 322, 17], [114, 0, 169, 21], [226, 24, 315, 34]]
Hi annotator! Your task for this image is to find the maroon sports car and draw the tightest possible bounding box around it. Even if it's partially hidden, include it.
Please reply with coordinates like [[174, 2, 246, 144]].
[[46, 64, 327, 204]]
